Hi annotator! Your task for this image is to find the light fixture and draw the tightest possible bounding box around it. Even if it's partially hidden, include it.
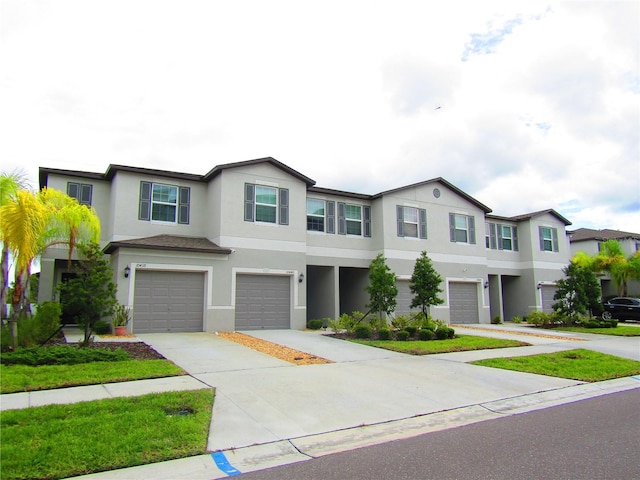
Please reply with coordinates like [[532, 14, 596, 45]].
[[537, 282, 542, 289], [299, 272, 304, 283], [124, 266, 131, 278], [484, 280, 489, 289]]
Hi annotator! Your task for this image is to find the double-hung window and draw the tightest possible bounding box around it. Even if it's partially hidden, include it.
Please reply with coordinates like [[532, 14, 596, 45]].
[[337, 202, 371, 237], [486, 222, 518, 250], [67, 182, 93, 206], [449, 213, 476, 244], [244, 183, 289, 225], [397, 206, 427, 239], [539, 226, 559, 252], [139, 182, 190, 224], [307, 199, 325, 231]]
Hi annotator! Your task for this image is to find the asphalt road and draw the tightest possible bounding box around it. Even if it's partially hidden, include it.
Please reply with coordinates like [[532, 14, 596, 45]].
[[237, 388, 640, 480]]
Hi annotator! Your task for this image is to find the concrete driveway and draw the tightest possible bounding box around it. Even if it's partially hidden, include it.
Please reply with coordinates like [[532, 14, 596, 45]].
[[137, 328, 607, 452]]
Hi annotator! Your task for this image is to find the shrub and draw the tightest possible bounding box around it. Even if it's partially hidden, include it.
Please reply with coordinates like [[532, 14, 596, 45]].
[[391, 315, 410, 330], [93, 320, 112, 335], [395, 330, 410, 341], [354, 324, 372, 339], [328, 318, 341, 333], [491, 316, 502, 324], [580, 318, 618, 329], [512, 316, 522, 324], [378, 328, 392, 340], [435, 326, 454, 340], [1, 345, 131, 366], [405, 326, 418, 337], [525, 311, 558, 328], [338, 313, 358, 334], [307, 319, 324, 330], [418, 328, 435, 340]]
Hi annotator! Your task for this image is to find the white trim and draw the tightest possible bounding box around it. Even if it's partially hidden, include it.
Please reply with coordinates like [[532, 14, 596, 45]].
[[306, 245, 375, 260], [219, 236, 306, 252]]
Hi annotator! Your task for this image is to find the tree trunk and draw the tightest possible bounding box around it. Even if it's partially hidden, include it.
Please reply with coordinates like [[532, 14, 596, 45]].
[[0, 245, 9, 324]]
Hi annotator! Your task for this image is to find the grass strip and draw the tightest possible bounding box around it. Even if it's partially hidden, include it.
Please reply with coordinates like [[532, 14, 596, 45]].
[[0, 389, 214, 480], [472, 348, 640, 382], [352, 335, 528, 355], [551, 326, 640, 336], [1, 360, 185, 394]]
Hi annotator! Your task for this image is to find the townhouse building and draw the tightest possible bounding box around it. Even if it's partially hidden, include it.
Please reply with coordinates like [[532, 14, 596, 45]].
[[38, 157, 572, 333]]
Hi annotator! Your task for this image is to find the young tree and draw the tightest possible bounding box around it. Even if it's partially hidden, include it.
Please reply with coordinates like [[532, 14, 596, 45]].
[[57, 243, 117, 346], [410, 250, 444, 317], [365, 253, 398, 326], [574, 239, 640, 297], [553, 261, 602, 322]]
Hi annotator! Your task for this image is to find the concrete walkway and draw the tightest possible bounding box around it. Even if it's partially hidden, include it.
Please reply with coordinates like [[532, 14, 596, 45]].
[[2, 325, 639, 479]]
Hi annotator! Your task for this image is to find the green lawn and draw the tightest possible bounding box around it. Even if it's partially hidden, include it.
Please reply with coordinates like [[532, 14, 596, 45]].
[[472, 349, 640, 382], [551, 325, 640, 336], [352, 335, 529, 354], [0, 360, 185, 394], [0, 389, 214, 480]]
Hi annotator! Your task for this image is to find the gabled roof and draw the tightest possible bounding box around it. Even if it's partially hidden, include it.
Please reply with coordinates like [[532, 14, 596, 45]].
[[371, 177, 492, 213], [103, 235, 232, 255], [568, 228, 640, 242], [508, 209, 572, 226], [203, 157, 316, 186]]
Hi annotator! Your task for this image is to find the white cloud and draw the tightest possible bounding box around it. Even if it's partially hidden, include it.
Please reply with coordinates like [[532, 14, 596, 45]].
[[1, 0, 638, 233]]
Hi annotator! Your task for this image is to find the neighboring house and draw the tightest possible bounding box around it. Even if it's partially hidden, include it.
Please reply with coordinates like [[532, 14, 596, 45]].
[[568, 228, 640, 298], [38, 157, 572, 333]]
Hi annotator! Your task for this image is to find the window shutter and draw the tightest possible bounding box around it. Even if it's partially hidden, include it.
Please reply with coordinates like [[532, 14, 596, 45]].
[[449, 213, 456, 242], [278, 188, 289, 225], [489, 223, 497, 249], [244, 183, 255, 222], [468, 215, 476, 244], [338, 202, 346, 235], [363, 205, 371, 237], [419, 208, 427, 239], [67, 182, 79, 200], [178, 187, 190, 224], [538, 226, 545, 251], [552, 228, 559, 252], [139, 182, 151, 221], [79, 184, 92, 205], [326, 201, 335, 234], [513, 227, 519, 251], [396, 205, 404, 237], [497, 224, 504, 250]]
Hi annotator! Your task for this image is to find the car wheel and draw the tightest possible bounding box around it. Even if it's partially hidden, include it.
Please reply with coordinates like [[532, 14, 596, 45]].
[[602, 311, 612, 320]]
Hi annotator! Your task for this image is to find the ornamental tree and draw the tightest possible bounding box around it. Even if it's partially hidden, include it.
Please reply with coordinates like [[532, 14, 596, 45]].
[[410, 250, 444, 317], [552, 261, 602, 322], [365, 254, 398, 326]]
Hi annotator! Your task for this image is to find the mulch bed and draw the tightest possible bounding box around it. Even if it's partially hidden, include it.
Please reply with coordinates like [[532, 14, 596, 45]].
[[87, 342, 167, 360], [218, 332, 332, 365]]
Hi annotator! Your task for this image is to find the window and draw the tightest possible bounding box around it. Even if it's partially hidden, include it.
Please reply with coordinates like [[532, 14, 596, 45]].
[[485, 222, 496, 249], [307, 199, 325, 232], [449, 213, 476, 244], [67, 182, 92, 206], [139, 182, 190, 224], [337, 202, 371, 237], [397, 206, 427, 239], [244, 183, 289, 225], [499, 225, 518, 251], [539, 226, 559, 252]]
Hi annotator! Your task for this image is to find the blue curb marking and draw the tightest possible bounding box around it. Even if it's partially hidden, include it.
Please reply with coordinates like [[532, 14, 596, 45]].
[[212, 451, 242, 476]]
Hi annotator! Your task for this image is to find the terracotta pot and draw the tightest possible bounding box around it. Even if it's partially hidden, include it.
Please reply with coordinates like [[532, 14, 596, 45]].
[[114, 326, 127, 336]]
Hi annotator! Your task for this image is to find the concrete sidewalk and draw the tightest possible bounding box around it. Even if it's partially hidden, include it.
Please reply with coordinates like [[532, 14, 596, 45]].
[[3, 326, 639, 479]]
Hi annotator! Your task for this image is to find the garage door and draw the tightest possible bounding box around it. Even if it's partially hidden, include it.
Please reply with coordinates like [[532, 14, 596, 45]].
[[541, 285, 557, 313], [395, 280, 417, 317], [236, 274, 290, 330], [133, 271, 205, 333], [449, 282, 479, 324]]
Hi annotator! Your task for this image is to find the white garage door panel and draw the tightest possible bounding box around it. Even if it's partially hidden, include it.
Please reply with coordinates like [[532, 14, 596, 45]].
[[236, 274, 290, 330], [133, 271, 205, 333], [395, 280, 417, 317], [541, 285, 557, 313], [449, 282, 479, 324]]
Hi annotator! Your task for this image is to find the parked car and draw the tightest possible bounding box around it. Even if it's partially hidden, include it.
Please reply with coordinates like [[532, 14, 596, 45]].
[[602, 297, 640, 321]]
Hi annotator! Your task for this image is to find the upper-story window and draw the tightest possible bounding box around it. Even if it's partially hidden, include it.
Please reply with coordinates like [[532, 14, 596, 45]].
[[139, 182, 190, 224], [539, 226, 559, 252], [397, 206, 427, 239], [337, 202, 371, 237], [306, 198, 336, 233], [67, 182, 92, 206], [486, 222, 518, 251], [244, 183, 289, 225], [449, 213, 476, 244]]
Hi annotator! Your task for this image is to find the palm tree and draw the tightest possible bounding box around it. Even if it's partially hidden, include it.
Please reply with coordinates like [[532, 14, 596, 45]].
[[573, 239, 640, 297]]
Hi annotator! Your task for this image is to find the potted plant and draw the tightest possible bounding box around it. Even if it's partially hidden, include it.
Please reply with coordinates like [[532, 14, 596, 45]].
[[112, 304, 131, 336]]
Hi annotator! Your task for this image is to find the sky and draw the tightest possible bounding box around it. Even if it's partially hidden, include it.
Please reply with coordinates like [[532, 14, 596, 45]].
[[1, 0, 639, 232]]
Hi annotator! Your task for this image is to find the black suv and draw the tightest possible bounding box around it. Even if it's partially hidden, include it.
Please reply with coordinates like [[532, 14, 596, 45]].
[[602, 297, 640, 321]]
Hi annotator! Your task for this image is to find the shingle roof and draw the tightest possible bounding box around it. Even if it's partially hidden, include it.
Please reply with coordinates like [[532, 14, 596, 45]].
[[103, 235, 232, 255], [508, 209, 572, 226], [568, 228, 640, 242]]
